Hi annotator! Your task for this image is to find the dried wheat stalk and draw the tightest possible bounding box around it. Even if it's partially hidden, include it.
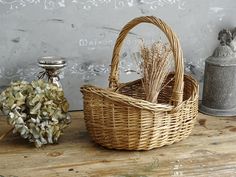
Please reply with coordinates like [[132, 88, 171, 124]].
[[140, 41, 172, 103]]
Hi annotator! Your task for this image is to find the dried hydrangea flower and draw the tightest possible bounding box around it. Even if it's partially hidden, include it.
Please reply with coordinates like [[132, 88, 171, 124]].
[[0, 80, 71, 147]]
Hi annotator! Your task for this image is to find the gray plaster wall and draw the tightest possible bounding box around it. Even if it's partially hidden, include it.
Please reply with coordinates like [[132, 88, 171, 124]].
[[0, 0, 235, 110]]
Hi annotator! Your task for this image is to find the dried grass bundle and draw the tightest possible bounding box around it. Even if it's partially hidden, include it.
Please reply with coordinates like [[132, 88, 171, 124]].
[[140, 41, 172, 103]]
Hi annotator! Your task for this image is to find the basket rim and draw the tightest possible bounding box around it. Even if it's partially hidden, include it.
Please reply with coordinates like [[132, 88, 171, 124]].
[[81, 74, 198, 112]]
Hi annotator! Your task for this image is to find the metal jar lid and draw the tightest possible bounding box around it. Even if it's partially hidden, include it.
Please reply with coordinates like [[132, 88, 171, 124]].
[[205, 28, 236, 67], [38, 56, 66, 69]]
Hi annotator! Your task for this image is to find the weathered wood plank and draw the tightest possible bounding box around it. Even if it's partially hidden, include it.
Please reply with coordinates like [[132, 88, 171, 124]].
[[1, 112, 236, 177]]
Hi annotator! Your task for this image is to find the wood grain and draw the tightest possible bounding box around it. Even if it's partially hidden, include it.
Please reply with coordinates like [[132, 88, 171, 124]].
[[1, 112, 236, 177]]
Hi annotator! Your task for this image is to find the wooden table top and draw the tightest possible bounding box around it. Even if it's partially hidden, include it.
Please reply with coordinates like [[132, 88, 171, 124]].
[[1, 111, 236, 177]]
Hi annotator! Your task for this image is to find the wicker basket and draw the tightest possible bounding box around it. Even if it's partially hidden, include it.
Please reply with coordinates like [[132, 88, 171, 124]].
[[81, 16, 199, 150]]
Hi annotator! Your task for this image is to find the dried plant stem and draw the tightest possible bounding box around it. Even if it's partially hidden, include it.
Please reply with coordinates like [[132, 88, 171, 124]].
[[0, 127, 13, 141], [140, 42, 171, 103]]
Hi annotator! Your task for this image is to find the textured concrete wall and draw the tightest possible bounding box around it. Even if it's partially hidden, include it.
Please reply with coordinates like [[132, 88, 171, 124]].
[[0, 0, 236, 110]]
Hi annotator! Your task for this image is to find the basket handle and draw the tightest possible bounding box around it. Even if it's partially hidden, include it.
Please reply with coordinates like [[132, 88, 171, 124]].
[[108, 16, 184, 106]]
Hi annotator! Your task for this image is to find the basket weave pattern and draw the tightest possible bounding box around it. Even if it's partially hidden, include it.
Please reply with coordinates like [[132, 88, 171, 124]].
[[81, 16, 199, 150]]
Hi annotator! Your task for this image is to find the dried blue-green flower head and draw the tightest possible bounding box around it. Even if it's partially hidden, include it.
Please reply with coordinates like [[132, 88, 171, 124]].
[[0, 80, 71, 147]]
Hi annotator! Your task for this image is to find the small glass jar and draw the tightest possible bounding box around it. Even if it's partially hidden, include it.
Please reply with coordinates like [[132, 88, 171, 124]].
[[38, 56, 66, 88]]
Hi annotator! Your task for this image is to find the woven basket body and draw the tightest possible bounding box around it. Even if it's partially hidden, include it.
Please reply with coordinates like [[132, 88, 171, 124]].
[[81, 16, 199, 150]]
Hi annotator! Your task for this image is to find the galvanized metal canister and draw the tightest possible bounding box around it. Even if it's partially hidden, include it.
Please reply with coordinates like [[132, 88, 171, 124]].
[[200, 28, 236, 116]]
